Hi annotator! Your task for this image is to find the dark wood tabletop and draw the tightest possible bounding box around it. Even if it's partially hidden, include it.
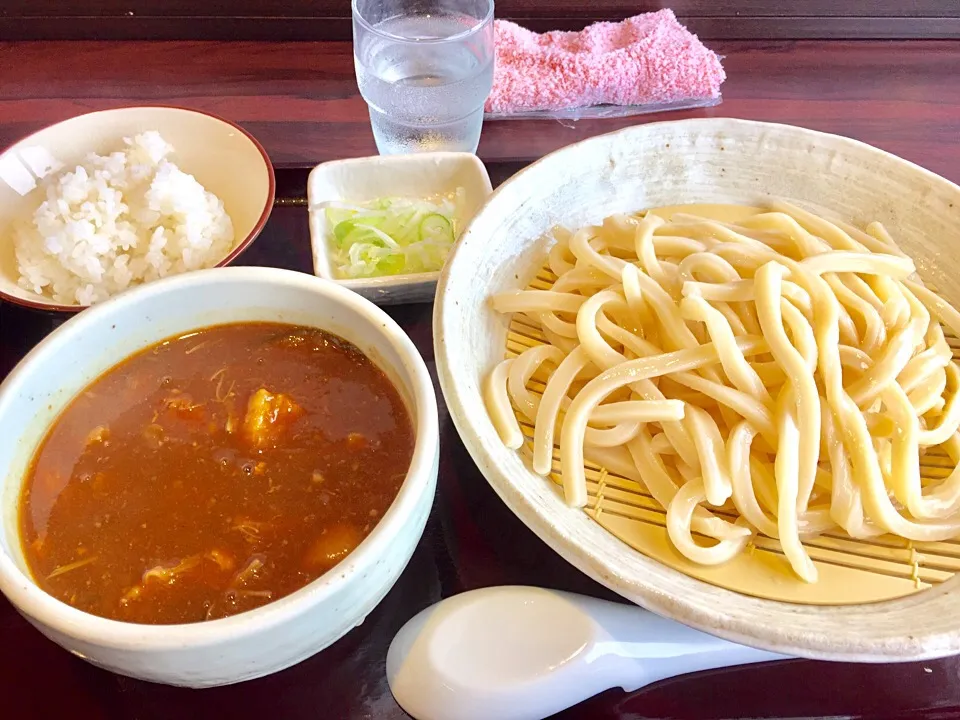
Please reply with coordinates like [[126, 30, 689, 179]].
[[3, 36, 960, 720]]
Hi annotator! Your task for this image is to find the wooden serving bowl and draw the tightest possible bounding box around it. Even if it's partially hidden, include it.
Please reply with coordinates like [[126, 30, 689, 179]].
[[433, 118, 960, 661]]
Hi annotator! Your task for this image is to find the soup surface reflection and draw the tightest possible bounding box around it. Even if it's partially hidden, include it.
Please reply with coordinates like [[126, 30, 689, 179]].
[[19, 322, 414, 624]]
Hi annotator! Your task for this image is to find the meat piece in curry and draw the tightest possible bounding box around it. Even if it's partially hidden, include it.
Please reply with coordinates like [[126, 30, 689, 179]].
[[243, 388, 303, 449], [19, 322, 414, 625]]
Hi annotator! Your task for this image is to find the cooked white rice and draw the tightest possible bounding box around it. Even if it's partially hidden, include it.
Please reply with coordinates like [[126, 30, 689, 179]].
[[15, 131, 234, 306]]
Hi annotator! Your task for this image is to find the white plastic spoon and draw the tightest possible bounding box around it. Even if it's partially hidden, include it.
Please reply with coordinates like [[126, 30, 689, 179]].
[[386, 585, 787, 720]]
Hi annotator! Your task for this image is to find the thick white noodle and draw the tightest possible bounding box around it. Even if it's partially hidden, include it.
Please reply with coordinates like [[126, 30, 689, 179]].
[[483, 203, 960, 582]]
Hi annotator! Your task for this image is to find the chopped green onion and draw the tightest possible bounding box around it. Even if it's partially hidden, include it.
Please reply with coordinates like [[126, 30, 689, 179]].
[[323, 189, 465, 279], [419, 214, 453, 241]]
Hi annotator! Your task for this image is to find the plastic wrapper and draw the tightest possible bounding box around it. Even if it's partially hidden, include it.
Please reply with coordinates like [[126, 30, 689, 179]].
[[484, 95, 722, 122]]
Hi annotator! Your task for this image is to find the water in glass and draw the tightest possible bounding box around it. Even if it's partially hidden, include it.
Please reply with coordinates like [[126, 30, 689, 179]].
[[354, 2, 494, 155]]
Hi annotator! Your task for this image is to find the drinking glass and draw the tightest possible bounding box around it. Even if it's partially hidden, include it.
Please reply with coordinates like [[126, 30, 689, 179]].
[[352, 0, 495, 155]]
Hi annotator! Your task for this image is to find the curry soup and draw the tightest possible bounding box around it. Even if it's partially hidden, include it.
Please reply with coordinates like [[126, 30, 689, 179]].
[[19, 322, 414, 624]]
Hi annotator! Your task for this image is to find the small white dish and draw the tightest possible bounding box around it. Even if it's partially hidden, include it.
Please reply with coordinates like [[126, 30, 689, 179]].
[[307, 153, 493, 305]]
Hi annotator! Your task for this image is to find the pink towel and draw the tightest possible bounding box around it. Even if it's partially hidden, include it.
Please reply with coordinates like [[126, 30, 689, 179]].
[[485, 10, 725, 115]]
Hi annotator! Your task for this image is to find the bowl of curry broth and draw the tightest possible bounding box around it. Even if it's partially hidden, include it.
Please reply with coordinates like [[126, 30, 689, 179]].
[[0, 266, 439, 687]]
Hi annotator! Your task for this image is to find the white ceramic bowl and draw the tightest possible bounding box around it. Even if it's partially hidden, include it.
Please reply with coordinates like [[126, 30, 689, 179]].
[[307, 152, 492, 305], [434, 118, 960, 662], [0, 106, 275, 313], [0, 266, 438, 687]]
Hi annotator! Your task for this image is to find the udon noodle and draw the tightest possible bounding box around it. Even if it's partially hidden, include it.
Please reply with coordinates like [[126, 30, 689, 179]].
[[484, 202, 960, 583]]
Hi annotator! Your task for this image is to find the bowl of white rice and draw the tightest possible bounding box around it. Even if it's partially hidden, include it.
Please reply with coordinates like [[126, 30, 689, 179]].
[[0, 106, 275, 312]]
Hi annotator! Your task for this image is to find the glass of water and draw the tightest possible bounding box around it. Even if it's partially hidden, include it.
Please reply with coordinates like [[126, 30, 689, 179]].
[[352, 0, 495, 155]]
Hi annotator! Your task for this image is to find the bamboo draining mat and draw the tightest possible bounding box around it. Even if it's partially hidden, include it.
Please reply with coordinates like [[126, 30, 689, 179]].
[[504, 264, 960, 605]]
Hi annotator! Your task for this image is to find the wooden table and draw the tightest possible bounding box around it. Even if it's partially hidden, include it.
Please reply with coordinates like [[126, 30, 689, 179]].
[[3, 39, 960, 719]]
